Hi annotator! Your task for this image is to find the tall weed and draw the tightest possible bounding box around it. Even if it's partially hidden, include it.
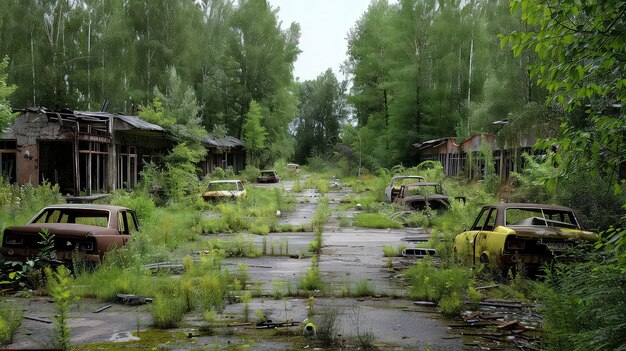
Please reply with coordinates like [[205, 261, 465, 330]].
[[0, 301, 22, 345]]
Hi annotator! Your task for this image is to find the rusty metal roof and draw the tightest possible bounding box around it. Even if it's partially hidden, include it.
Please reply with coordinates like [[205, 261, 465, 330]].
[[203, 135, 245, 148], [13, 107, 165, 132], [114, 115, 165, 132]]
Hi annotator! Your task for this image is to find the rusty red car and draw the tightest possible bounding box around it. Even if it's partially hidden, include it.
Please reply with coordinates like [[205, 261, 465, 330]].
[[1, 204, 140, 264]]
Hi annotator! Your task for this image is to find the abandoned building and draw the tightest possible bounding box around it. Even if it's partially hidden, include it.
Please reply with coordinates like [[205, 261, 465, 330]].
[[415, 133, 538, 180], [200, 135, 246, 175], [0, 107, 246, 197]]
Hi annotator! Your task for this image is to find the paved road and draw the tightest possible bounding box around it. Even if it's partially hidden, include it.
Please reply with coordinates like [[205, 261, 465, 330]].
[[7, 179, 464, 350]]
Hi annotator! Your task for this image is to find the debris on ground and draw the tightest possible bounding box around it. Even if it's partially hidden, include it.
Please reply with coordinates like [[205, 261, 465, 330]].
[[116, 293, 153, 305]]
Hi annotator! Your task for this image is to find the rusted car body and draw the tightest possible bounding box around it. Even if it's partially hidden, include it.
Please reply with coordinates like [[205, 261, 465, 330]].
[[1, 204, 140, 263], [385, 175, 425, 202], [392, 182, 463, 210], [202, 180, 247, 201], [257, 170, 280, 183], [454, 203, 597, 275], [286, 163, 301, 173]]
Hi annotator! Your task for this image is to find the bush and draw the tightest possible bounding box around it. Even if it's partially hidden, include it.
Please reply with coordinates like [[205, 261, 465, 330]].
[[150, 293, 187, 329], [353, 213, 402, 229], [109, 190, 156, 222], [0, 302, 22, 345], [238, 165, 261, 184], [298, 266, 324, 292], [405, 258, 473, 315], [541, 259, 626, 351]]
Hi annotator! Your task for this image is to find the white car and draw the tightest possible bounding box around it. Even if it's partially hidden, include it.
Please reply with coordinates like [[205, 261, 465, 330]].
[[202, 180, 247, 201]]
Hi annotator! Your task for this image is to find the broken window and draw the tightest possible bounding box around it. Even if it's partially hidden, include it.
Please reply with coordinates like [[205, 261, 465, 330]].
[[117, 145, 137, 190]]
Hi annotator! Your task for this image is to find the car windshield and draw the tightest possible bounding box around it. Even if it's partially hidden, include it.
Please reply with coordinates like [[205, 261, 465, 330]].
[[207, 182, 239, 191], [406, 184, 440, 196], [392, 177, 424, 187], [32, 208, 110, 228], [260, 171, 275, 176], [505, 208, 579, 229]]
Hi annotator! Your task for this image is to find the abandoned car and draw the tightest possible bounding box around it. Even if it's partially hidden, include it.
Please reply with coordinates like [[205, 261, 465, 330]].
[[202, 180, 247, 201], [392, 182, 462, 210], [286, 163, 301, 173], [453, 203, 598, 275], [257, 170, 280, 183], [385, 175, 425, 202], [1, 204, 140, 264]]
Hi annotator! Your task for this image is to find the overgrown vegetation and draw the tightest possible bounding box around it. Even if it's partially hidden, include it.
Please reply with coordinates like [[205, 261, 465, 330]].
[[0, 301, 22, 346]]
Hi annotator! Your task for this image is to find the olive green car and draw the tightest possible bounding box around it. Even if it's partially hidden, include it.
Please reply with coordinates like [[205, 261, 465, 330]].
[[454, 203, 597, 275]]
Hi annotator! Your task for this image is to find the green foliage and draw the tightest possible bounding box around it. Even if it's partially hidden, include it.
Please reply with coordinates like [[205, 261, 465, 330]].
[[504, 0, 626, 193], [354, 279, 375, 297], [46, 266, 75, 350], [0, 56, 17, 132], [204, 235, 260, 258], [150, 293, 187, 329], [298, 266, 324, 292], [238, 165, 261, 184], [541, 260, 626, 351], [109, 190, 156, 222], [294, 69, 347, 164], [0, 301, 22, 346], [383, 244, 407, 257], [243, 100, 267, 168], [353, 213, 402, 229], [0, 181, 63, 238], [405, 258, 473, 315]]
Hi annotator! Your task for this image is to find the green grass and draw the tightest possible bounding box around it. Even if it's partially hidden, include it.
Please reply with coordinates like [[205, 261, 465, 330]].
[[0, 301, 23, 345], [353, 213, 402, 229], [404, 257, 474, 315], [383, 244, 407, 257]]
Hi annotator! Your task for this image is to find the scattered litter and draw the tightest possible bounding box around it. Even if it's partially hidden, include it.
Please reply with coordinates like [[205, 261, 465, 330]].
[[256, 320, 300, 329], [93, 304, 112, 313], [143, 262, 185, 273], [25, 316, 52, 324], [475, 284, 499, 290], [116, 293, 153, 305], [402, 248, 436, 257]]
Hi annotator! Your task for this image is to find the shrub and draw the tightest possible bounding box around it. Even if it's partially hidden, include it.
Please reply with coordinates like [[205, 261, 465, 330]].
[[238, 165, 261, 184], [298, 266, 324, 292], [0, 302, 22, 345], [354, 279, 375, 297], [317, 307, 341, 346], [405, 258, 473, 314], [150, 293, 187, 329], [383, 244, 407, 257], [109, 190, 156, 222], [46, 266, 75, 350], [353, 213, 402, 229], [541, 259, 626, 351]]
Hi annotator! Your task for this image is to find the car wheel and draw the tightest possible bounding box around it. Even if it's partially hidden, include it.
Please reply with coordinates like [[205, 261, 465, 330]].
[[479, 253, 489, 265]]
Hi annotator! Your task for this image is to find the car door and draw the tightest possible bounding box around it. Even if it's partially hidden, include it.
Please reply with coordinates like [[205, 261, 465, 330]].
[[117, 210, 138, 246], [473, 208, 498, 265]]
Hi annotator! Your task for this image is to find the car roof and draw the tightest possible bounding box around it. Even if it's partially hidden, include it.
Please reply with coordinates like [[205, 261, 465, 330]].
[[404, 182, 440, 186], [42, 204, 131, 211], [260, 170, 276, 172], [391, 175, 424, 180], [208, 179, 242, 184], [487, 203, 575, 212]]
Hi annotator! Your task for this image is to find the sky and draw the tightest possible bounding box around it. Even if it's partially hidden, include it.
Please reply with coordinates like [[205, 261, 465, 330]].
[[267, 0, 372, 82]]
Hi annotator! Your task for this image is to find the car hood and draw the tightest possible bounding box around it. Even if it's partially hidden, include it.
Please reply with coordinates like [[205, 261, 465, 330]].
[[203, 190, 241, 197], [4, 223, 104, 238], [499, 225, 597, 241]]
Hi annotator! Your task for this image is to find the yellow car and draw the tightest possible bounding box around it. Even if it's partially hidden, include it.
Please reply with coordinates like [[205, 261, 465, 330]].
[[454, 203, 597, 275]]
